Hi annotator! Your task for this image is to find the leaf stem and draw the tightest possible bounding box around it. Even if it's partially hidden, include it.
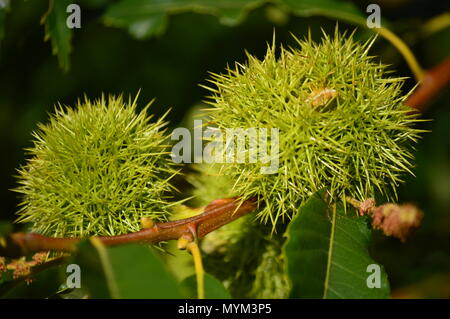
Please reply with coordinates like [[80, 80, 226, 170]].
[[187, 242, 205, 299], [376, 27, 425, 82]]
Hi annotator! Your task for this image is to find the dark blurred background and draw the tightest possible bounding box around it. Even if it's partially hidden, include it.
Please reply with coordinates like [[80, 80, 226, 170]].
[[0, 0, 449, 297]]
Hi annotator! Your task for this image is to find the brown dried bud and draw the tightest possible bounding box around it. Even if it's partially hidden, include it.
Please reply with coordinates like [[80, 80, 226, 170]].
[[32, 252, 48, 264], [359, 198, 376, 216], [371, 203, 423, 242], [7, 258, 32, 279]]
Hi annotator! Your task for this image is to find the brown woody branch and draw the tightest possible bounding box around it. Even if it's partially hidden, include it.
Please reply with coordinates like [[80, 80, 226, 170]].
[[0, 197, 257, 258], [406, 56, 450, 112]]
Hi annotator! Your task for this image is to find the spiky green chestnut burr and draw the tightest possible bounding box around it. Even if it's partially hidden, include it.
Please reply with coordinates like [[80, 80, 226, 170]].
[[204, 30, 423, 226], [15, 95, 179, 238]]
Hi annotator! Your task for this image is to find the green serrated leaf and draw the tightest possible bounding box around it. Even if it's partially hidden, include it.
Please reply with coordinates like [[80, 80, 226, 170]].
[[42, 0, 72, 71], [71, 241, 183, 298], [283, 191, 390, 299], [103, 0, 265, 39], [180, 273, 231, 299]]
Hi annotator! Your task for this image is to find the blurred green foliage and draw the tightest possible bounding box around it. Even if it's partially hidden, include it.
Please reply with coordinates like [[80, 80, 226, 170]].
[[180, 273, 231, 299], [70, 241, 183, 298], [0, 0, 449, 298]]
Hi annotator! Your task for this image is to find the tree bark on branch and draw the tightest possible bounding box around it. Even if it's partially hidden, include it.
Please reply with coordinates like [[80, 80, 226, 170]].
[[406, 56, 450, 112], [0, 197, 257, 258]]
